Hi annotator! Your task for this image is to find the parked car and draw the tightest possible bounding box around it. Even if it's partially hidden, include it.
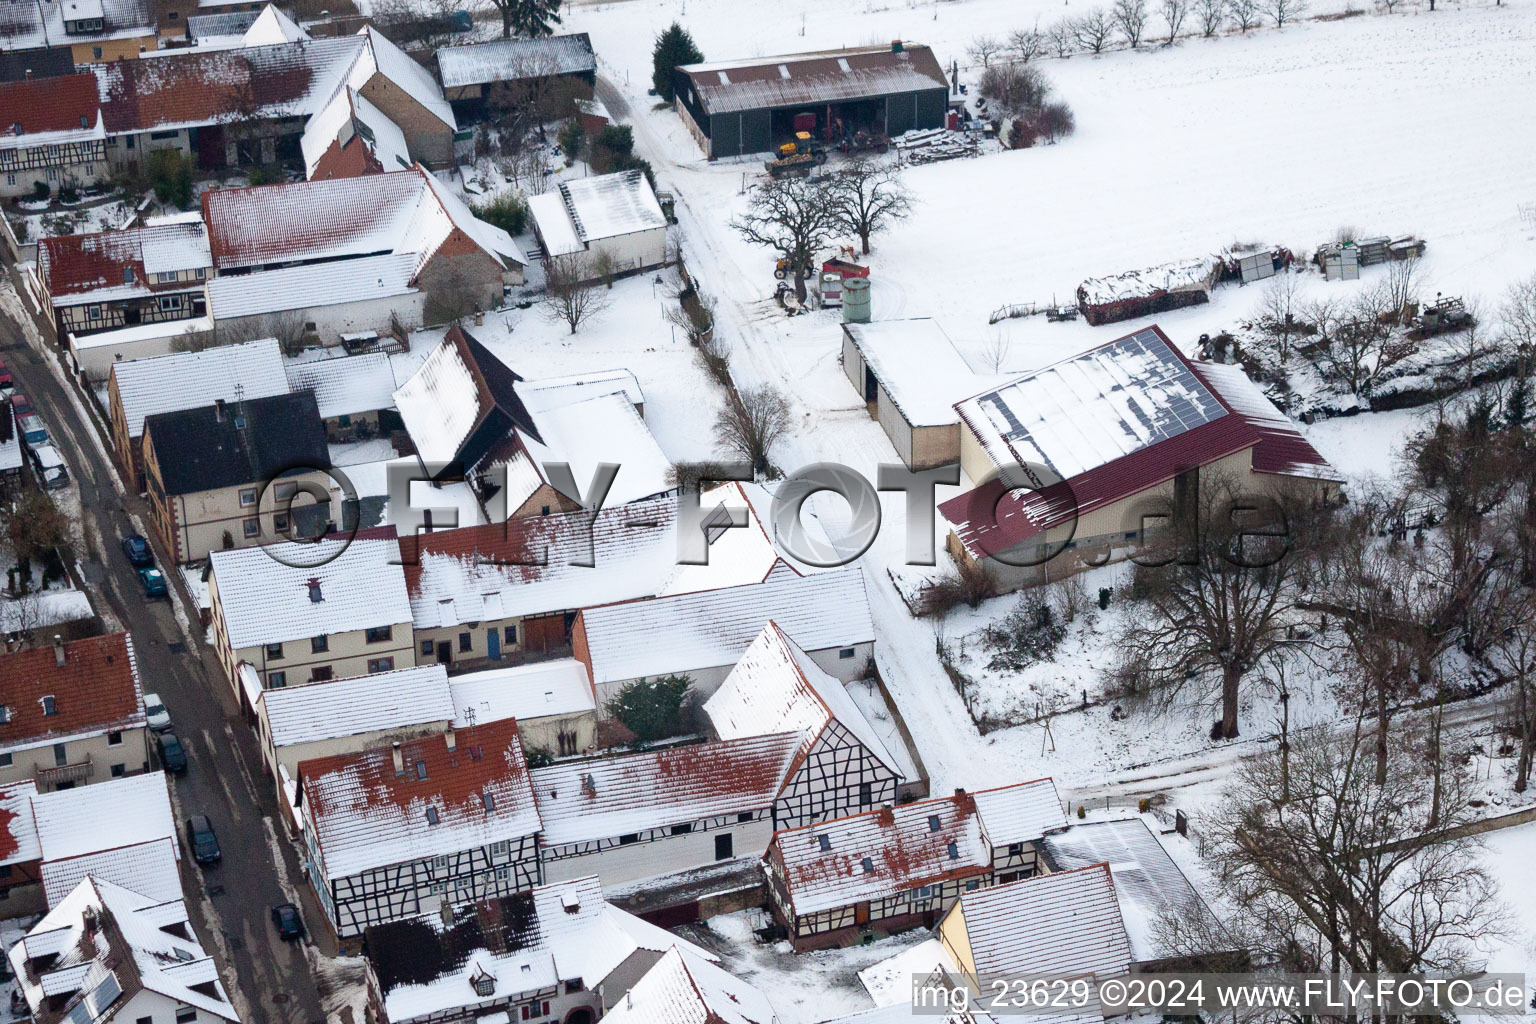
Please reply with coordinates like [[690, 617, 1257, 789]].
[[10, 392, 31, 417], [157, 731, 187, 773], [270, 903, 304, 940], [18, 413, 49, 449], [29, 445, 67, 490], [0, 359, 13, 393], [143, 692, 171, 732], [121, 534, 154, 567], [139, 566, 168, 599], [185, 815, 221, 865]]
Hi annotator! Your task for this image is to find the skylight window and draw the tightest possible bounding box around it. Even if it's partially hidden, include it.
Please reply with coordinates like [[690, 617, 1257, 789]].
[[861, 857, 874, 874], [777, 64, 790, 79], [947, 841, 959, 860], [415, 760, 428, 780], [817, 834, 830, 851], [425, 806, 440, 825], [927, 815, 941, 832], [481, 791, 496, 812]]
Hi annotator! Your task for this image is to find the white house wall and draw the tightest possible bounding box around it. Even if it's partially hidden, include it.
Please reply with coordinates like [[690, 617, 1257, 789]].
[[540, 815, 774, 889]]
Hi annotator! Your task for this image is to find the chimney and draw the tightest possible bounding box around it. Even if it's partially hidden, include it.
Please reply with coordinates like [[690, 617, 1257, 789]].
[[444, 727, 456, 752], [52, 635, 65, 668], [891, 39, 904, 53], [214, 398, 226, 422], [391, 742, 404, 776], [306, 578, 322, 603], [954, 787, 966, 796]]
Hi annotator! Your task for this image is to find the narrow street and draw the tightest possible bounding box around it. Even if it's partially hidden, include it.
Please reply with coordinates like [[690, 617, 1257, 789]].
[[0, 261, 328, 1024]]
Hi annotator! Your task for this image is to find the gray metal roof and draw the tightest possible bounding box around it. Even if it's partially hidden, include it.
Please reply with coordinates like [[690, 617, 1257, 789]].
[[678, 43, 947, 116], [436, 32, 595, 89]]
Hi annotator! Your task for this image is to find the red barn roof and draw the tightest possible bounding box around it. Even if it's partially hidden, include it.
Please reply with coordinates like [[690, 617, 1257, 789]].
[[0, 73, 100, 137], [0, 634, 145, 750]]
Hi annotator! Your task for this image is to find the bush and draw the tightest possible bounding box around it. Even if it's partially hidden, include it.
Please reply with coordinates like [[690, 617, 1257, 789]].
[[1077, 804, 1087, 819], [589, 124, 636, 174], [31, 181, 49, 201], [474, 192, 529, 236], [610, 674, 692, 745], [982, 591, 1068, 671], [143, 148, 194, 207], [1031, 101, 1077, 143], [1098, 587, 1112, 610], [557, 120, 584, 164], [1008, 120, 1038, 149], [525, 747, 555, 769], [651, 22, 704, 101]]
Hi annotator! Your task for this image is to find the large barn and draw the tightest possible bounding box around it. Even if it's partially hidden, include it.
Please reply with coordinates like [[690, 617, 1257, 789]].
[[671, 42, 949, 159]]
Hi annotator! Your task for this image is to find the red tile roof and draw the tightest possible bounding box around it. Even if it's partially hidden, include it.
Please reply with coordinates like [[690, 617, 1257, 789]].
[[940, 326, 1335, 558], [0, 634, 145, 749], [299, 718, 541, 877], [0, 74, 100, 136]]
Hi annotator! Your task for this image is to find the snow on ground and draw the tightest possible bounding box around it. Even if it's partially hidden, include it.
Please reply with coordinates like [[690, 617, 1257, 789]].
[[1477, 821, 1536, 978], [555, 0, 1536, 811], [688, 910, 932, 1024]]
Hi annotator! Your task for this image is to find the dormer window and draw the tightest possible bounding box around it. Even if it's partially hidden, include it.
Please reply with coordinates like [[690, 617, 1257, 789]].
[[468, 966, 495, 997]]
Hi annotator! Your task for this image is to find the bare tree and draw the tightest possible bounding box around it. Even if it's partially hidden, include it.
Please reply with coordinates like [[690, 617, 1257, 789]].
[[980, 330, 1012, 373], [966, 34, 1004, 68], [1307, 288, 1417, 397], [1046, 18, 1080, 55], [1257, 269, 1304, 362], [1263, 0, 1307, 27], [1381, 255, 1423, 322], [978, 63, 1051, 120], [730, 175, 840, 302], [1227, 0, 1262, 30], [828, 159, 914, 256], [541, 254, 612, 334], [1113, 0, 1150, 45], [1203, 724, 1508, 975], [1501, 272, 1536, 352], [1075, 7, 1117, 51], [1160, 0, 1190, 40], [1033, 102, 1076, 143], [714, 385, 792, 477], [1490, 589, 1536, 791], [1196, 0, 1227, 34], [1006, 24, 1045, 62], [1116, 473, 1301, 739]]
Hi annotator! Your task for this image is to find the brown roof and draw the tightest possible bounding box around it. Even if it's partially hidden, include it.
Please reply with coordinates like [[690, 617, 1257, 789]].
[[0, 634, 145, 749], [0, 74, 100, 136], [677, 43, 947, 115]]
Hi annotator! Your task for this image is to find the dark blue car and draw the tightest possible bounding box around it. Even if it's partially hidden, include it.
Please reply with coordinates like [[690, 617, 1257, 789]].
[[157, 731, 187, 773], [121, 534, 153, 567]]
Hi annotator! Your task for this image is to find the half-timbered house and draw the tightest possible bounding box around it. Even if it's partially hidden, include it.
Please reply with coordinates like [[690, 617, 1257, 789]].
[[599, 946, 779, 1024], [298, 719, 542, 938], [528, 734, 802, 892], [763, 779, 1065, 950], [363, 875, 719, 1024], [704, 621, 906, 830], [38, 220, 211, 339]]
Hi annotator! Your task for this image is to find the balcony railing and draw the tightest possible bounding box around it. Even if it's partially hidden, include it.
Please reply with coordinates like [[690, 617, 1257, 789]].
[[36, 755, 94, 788]]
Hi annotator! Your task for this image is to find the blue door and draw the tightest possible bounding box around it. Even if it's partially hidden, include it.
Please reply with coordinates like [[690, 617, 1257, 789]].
[[487, 628, 501, 660]]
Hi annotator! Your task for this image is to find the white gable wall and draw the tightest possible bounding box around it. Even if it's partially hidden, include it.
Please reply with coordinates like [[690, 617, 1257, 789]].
[[592, 640, 874, 717]]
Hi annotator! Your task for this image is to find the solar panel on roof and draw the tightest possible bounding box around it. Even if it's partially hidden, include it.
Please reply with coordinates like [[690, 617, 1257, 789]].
[[89, 973, 121, 1015]]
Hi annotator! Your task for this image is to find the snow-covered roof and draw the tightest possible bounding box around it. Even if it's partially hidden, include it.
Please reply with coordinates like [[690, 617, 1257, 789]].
[[1040, 817, 1218, 961], [771, 791, 992, 915], [1077, 255, 1221, 306], [260, 664, 454, 748], [844, 319, 995, 427], [600, 946, 778, 1024], [301, 85, 412, 179], [956, 327, 1227, 482], [705, 621, 902, 780], [971, 780, 1067, 848], [0, 781, 40, 866], [535, 170, 667, 248], [376, 875, 716, 1024], [678, 43, 947, 116], [400, 485, 778, 630], [435, 33, 595, 89], [30, 772, 176, 864], [355, 25, 456, 131], [111, 338, 287, 438], [1195, 361, 1341, 481], [516, 390, 673, 506], [392, 326, 538, 473], [0, 74, 102, 153], [517, 367, 643, 411], [419, 170, 526, 268], [577, 568, 874, 686], [209, 531, 413, 650], [950, 863, 1133, 979], [70, 315, 212, 352], [527, 191, 583, 258], [39, 836, 183, 907], [39, 222, 210, 306], [301, 719, 541, 878], [529, 733, 802, 846], [285, 350, 400, 419], [449, 660, 595, 727], [206, 250, 418, 319], [241, 3, 307, 45], [9, 876, 238, 1024]]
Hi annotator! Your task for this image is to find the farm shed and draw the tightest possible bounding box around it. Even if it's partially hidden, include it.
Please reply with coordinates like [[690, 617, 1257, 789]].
[[1076, 255, 1223, 326], [527, 169, 668, 280], [435, 33, 596, 113], [841, 318, 993, 470], [671, 42, 949, 159]]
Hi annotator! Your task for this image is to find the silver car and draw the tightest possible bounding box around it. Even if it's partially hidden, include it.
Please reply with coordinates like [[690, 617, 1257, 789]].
[[142, 692, 172, 732]]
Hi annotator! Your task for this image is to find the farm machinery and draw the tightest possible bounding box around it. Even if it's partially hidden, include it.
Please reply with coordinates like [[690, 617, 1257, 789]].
[[765, 133, 828, 178], [1411, 295, 1474, 338]]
